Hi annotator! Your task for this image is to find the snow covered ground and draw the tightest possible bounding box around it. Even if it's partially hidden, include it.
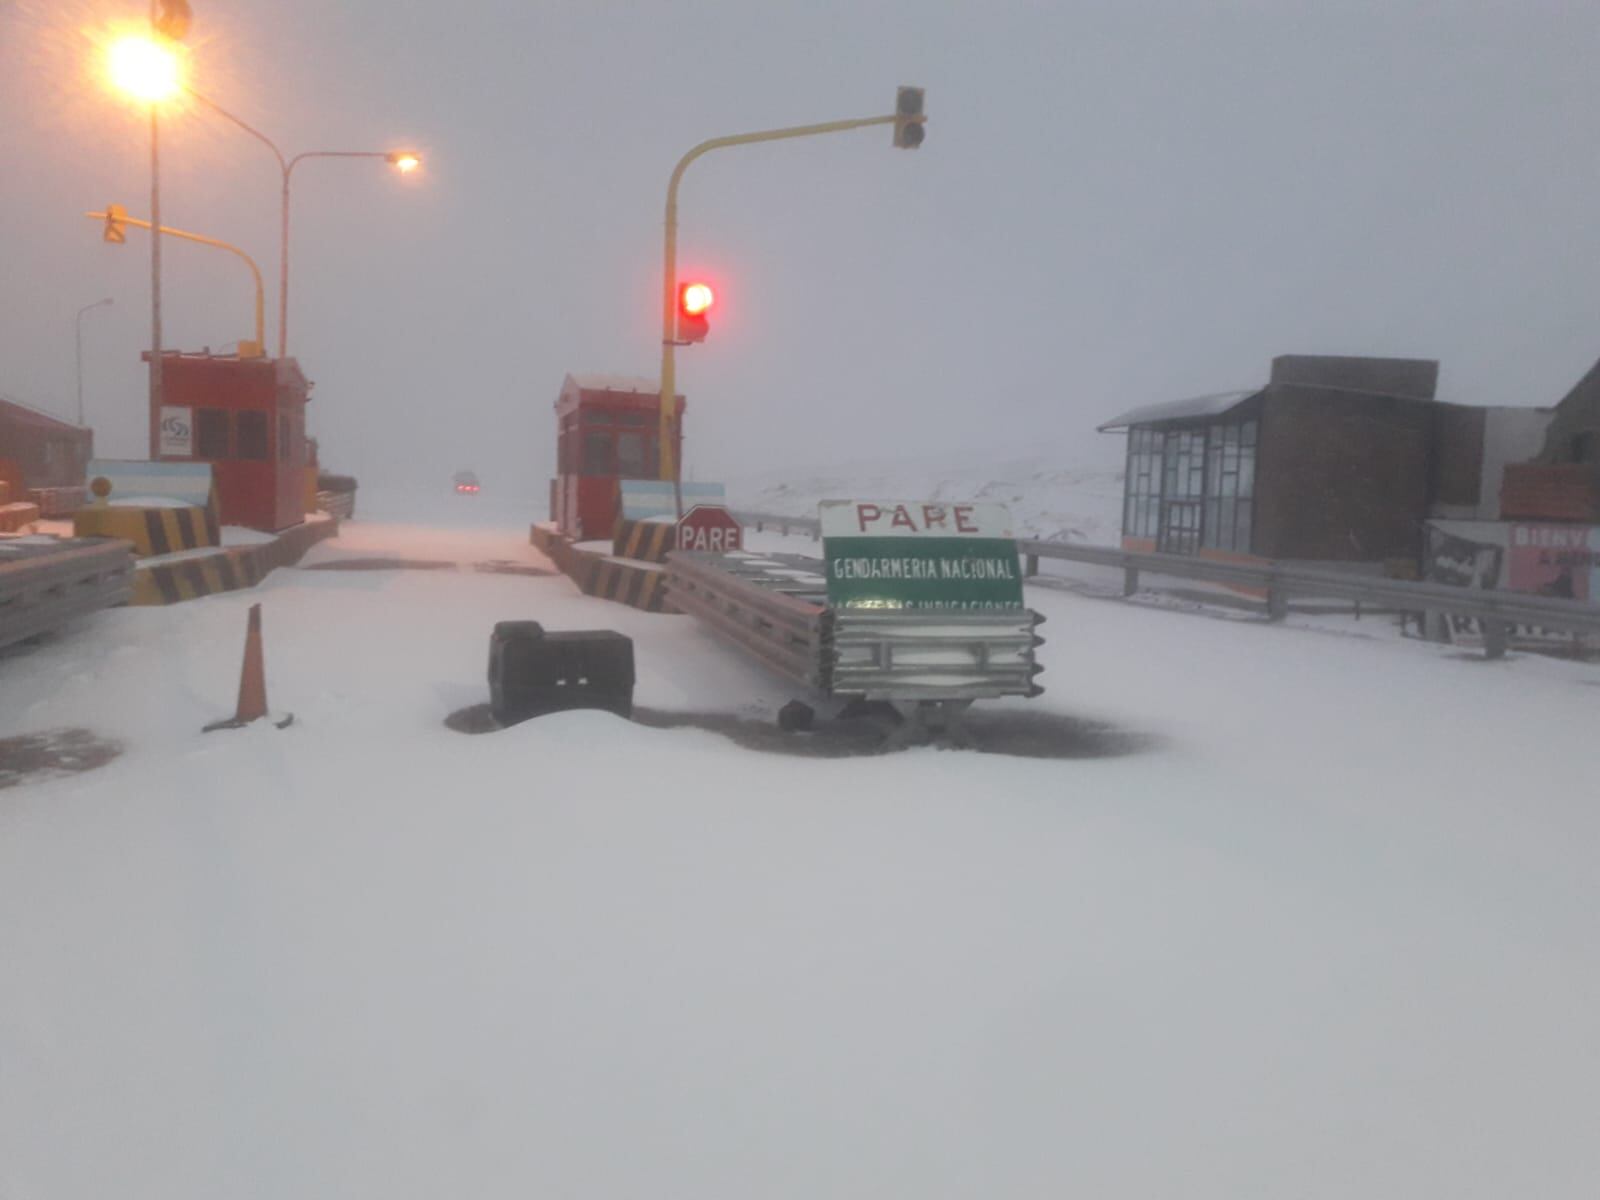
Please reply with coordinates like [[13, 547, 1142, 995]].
[[724, 446, 1127, 544], [2, 490, 1597, 1198]]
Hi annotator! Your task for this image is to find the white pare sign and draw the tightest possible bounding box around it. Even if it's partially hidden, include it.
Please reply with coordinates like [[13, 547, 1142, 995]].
[[819, 500, 1016, 539], [158, 406, 193, 457]]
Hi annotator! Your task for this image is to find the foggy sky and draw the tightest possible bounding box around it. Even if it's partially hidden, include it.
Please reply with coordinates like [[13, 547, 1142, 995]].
[[4, 0, 1599, 495]]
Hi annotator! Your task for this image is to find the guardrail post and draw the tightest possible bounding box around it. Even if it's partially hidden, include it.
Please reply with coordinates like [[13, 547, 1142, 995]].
[[1266, 580, 1288, 622], [1025, 553, 1039, 578], [1123, 566, 1138, 597], [1483, 619, 1509, 660]]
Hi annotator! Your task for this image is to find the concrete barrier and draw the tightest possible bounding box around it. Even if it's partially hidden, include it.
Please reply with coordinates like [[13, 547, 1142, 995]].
[[131, 516, 338, 605], [75, 503, 218, 557], [611, 516, 675, 564], [531, 522, 672, 613]]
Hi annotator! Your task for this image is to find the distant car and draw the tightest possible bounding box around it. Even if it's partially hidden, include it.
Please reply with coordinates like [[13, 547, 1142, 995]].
[[453, 470, 480, 495]]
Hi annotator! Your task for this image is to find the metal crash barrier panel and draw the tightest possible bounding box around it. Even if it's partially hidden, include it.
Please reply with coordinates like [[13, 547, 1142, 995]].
[[0, 538, 134, 653], [664, 549, 1045, 707]]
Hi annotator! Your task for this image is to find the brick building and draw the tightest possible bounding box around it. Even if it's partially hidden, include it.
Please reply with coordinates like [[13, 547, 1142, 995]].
[[0, 396, 93, 493], [1101, 355, 1547, 565]]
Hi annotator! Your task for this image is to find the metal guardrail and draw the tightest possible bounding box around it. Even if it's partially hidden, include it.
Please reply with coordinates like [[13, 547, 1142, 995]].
[[0, 538, 134, 653], [731, 509, 1600, 658], [664, 549, 1044, 701]]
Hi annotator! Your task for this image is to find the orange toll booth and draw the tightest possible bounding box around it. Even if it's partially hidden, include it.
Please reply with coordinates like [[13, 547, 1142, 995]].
[[552, 373, 684, 541], [146, 350, 309, 532]]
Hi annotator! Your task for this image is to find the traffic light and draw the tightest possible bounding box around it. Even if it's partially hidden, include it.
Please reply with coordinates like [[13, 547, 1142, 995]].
[[103, 203, 127, 244], [678, 281, 714, 343], [893, 86, 925, 149]]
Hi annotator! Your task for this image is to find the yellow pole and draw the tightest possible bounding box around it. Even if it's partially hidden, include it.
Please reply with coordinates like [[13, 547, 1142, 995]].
[[86, 210, 267, 357], [659, 113, 902, 513]]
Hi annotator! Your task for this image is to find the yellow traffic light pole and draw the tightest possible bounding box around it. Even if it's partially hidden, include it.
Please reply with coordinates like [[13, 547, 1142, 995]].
[[87, 209, 266, 358], [658, 107, 923, 514]]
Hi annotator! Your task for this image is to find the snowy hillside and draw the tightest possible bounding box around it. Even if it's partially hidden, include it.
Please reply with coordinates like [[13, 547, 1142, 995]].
[[722, 448, 1127, 545]]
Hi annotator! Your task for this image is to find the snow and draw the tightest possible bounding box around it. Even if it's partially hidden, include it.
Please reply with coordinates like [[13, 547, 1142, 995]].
[[220, 526, 279, 547], [2, 488, 1598, 1198]]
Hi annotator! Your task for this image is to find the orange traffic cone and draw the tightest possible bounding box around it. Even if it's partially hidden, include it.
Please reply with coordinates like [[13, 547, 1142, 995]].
[[204, 603, 293, 732]]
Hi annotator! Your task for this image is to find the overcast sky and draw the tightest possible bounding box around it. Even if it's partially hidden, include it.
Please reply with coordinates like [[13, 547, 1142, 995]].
[[4, 0, 1599, 493]]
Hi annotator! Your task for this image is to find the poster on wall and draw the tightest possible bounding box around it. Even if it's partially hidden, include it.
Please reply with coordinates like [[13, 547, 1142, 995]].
[[158, 406, 192, 458], [1507, 524, 1600, 603]]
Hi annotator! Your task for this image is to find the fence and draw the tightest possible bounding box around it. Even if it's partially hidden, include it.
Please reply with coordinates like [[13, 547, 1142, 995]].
[[733, 510, 1600, 659]]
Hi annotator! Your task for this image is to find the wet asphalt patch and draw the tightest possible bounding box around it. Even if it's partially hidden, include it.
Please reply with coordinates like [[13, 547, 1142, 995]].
[[300, 558, 556, 576], [444, 703, 1157, 760], [0, 729, 124, 791]]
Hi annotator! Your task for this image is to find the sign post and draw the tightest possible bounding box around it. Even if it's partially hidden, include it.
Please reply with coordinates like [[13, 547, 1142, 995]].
[[677, 504, 743, 554], [819, 500, 1024, 611]]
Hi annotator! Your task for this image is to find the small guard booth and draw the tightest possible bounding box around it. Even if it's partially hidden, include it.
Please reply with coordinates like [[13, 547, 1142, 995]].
[[552, 373, 684, 541], [146, 350, 309, 532]]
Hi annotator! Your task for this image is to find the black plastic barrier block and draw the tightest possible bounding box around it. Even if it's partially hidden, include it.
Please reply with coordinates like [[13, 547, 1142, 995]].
[[488, 624, 635, 726]]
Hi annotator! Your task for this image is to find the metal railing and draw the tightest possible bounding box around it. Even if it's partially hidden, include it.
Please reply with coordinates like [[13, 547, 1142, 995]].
[[0, 538, 134, 654], [732, 509, 1600, 659]]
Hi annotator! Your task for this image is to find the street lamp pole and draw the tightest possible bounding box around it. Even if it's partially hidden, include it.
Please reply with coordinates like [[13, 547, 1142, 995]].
[[147, 1, 163, 449], [75, 297, 114, 426], [184, 92, 418, 359]]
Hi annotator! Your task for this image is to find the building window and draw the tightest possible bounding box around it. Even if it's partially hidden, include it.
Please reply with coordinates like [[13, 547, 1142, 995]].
[[1202, 418, 1257, 553], [1159, 429, 1207, 555], [195, 408, 230, 458], [1123, 427, 1165, 540], [615, 431, 656, 478], [582, 431, 612, 475], [236, 411, 269, 461]]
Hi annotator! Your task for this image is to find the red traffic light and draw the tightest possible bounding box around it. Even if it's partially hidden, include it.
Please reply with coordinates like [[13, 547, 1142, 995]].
[[681, 282, 714, 316], [678, 281, 714, 343]]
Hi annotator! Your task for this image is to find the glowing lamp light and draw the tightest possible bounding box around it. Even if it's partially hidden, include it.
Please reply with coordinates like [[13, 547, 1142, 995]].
[[107, 35, 182, 103], [681, 282, 714, 316], [387, 152, 422, 174]]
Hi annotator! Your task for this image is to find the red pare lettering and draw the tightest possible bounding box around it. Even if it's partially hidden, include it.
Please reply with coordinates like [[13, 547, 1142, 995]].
[[954, 505, 977, 533], [921, 505, 948, 530], [890, 504, 916, 530], [857, 504, 882, 532]]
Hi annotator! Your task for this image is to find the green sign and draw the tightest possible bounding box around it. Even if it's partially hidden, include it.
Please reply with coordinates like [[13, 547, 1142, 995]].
[[819, 501, 1025, 611]]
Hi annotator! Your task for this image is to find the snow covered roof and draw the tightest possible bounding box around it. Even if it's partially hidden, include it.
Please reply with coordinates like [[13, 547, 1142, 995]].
[[1097, 389, 1262, 432], [566, 373, 661, 395]]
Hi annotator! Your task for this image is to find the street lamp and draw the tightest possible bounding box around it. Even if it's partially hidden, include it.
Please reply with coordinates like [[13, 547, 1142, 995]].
[[75, 298, 114, 427], [103, 24, 184, 419], [186, 91, 419, 359]]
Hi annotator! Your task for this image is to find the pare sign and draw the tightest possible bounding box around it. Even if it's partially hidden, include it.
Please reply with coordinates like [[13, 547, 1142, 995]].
[[676, 504, 743, 553], [819, 501, 1014, 539]]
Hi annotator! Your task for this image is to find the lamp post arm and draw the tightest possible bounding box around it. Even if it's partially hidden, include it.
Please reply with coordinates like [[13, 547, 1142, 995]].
[[187, 90, 289, 175], [657, 113, 899, 504], [86, 211, 266, 357]]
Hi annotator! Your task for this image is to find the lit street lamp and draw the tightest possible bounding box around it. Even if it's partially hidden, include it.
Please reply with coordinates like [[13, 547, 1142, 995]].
[[187, 91, 419, 359], [103, 24, 184, 417], [75, 297, 114, 427]]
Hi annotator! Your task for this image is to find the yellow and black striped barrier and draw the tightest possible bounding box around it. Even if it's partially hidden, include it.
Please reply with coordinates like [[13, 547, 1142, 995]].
[[530, 523, 672, 613], [74, 503, 219, 558], [611, 516, 675, 564], [129, 516, 339, 605]]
